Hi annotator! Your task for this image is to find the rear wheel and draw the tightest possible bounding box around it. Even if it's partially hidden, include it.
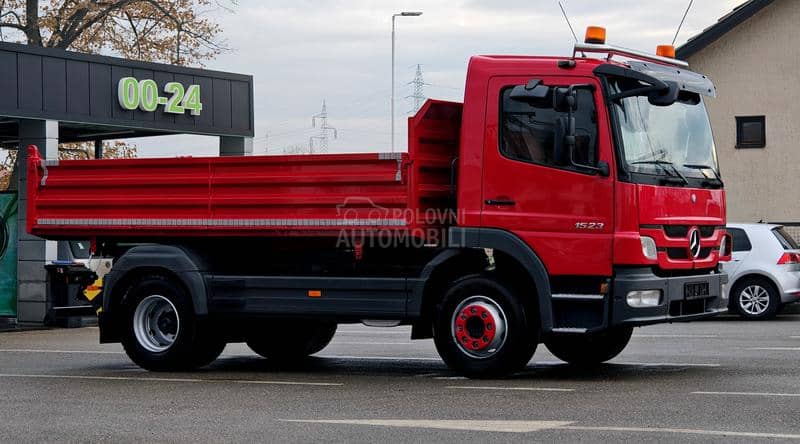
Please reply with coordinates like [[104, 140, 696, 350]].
[[545, 327, 633, 366], [731, 277, 779, 320], [433, 275, 538, 379], [246, 320, 337, 361], [121, 275, 225, 371]]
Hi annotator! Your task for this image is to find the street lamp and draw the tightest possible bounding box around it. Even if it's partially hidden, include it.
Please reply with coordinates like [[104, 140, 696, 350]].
[[391, 11, 422, 152]]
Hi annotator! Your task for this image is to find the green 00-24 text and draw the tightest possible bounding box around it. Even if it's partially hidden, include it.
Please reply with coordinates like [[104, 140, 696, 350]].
[[117, 77, 203, 116]]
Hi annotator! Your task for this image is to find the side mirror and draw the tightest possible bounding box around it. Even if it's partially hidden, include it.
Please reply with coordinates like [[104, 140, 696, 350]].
[[648, 80, 680, 106], [509, 79, 550, 104]]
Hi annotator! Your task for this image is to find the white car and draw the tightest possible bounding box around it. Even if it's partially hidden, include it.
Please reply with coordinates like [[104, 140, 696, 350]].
[[723, 223, 800, 319]]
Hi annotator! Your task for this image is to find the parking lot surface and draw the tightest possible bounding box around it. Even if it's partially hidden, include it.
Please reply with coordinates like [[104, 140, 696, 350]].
[[1, 314, 799, 443]]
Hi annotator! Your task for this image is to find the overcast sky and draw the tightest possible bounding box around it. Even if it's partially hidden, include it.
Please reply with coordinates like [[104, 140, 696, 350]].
[[134, 0, 743, 157]]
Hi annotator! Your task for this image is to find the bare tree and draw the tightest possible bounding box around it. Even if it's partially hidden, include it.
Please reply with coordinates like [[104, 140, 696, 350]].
[[0, 1, 236, 188]]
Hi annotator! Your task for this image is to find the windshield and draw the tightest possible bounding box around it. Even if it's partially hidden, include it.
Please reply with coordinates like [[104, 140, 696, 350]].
[[611, 82, 719, 181]]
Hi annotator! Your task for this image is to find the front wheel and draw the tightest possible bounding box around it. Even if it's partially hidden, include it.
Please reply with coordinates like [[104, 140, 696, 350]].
[[121, 275, 225, 371], [545, 327, 633, 366], [433, 275, 538, 379]]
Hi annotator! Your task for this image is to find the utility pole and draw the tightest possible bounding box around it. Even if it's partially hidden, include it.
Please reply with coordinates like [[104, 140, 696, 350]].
[[391, 11, 423, 153], [310, 100, 337, 154], [408, 64, 426, 113]]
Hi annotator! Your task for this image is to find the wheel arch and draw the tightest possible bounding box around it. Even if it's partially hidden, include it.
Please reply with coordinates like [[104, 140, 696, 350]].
[[729, 271, 782, 299], [103, 244, 209, 317], [411, 228, 553, 339]]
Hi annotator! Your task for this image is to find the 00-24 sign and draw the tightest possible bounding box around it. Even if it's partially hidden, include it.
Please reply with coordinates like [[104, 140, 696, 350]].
[[118, 77, 203, 116]]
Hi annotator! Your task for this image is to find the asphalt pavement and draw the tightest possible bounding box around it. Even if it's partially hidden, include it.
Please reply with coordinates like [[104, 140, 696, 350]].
[[0, 313, 799, 443]]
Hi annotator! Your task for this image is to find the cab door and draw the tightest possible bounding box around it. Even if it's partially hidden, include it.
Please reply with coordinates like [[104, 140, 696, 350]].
[[481, 75, 615, 276]]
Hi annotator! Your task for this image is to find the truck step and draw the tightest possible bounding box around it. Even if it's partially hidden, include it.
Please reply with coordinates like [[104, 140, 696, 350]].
[[551, 294, 604, 301]]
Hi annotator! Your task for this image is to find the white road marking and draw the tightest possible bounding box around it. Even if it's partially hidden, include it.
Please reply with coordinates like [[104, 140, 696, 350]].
[[633, 334, 719, 338], [281, 419, 800, 439], [534, 360, 720, 368], [693, 391, 800, 398], [331, 342, 415, 346], [0, 348, 124, 354], [0, 373, 342, 386], [565, 425, 800, 440], [447, 385, 574, 392], [317, 354, 441, 362], [612, 361, 720, 367], [336, 330, 410, 335], [790, 336, 800, 339], [0, 350, 719, 369], [280, 419, 574, 433], [748, 347, 800, 351]]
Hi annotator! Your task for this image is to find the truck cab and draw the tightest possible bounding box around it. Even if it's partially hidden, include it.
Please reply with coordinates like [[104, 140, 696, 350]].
[[454, 48, 728, 334]]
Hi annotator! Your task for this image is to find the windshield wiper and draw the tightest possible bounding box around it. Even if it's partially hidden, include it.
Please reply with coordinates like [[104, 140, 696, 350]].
[[630, 160, 689, 186], [683, 163, 724, 188]]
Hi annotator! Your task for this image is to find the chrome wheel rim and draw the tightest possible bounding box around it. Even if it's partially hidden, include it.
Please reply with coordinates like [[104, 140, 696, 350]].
[[451, 295, 508, 359], [739, 285, 770, 316], [133, 295, 180, 352]]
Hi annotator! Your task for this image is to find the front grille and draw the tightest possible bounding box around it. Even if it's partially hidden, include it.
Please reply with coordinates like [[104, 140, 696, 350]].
[[666, 247, 714, 260], [663, 225, 689, 238], [699, 226, 717, 237], [669, 298, 712, 317], [662, 225, 718, 239]]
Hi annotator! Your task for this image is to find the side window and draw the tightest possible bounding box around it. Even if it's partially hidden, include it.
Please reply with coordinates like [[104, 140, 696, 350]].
[[499, 87, 597, 170], [728, 228, 752, 252]]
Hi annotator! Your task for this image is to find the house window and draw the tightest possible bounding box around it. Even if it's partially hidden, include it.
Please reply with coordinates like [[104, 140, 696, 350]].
[[735, 116, 766, 149]]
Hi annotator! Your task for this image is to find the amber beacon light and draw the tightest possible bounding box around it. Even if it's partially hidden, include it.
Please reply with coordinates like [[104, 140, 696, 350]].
[[656, 45, 676, 58], [584, 26, 607, 44]]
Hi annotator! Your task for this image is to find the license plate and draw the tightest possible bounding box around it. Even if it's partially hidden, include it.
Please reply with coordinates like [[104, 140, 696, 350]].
[[684, 282, 710, 300]]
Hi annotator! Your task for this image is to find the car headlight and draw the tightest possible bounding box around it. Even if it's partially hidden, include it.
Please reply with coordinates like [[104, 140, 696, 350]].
[[640, 236, 657, 260]]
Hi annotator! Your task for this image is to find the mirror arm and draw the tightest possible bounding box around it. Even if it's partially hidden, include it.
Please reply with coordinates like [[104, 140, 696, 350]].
[[563, 84, 609, 177]]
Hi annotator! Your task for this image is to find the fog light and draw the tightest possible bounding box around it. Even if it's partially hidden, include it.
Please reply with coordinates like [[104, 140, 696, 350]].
[[721, 283, 728, 300], [627, 290, 662, 307], [640, 236, 657, 260]]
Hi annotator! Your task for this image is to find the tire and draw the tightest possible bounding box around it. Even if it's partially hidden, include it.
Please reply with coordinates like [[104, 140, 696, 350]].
[[545, 327, 633, 366], [730, 276, 780, 320], [120, 275, 225, 371], [432, 275, 538, 379], [246, 320, 337, 361]]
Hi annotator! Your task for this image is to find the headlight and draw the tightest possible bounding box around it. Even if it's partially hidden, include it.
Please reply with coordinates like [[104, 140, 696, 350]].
[[640, 236, 657, 260], [627, 290, 662, 307]]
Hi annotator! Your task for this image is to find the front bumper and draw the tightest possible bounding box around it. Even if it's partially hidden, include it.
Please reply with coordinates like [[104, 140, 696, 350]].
[[612, 268, 727, 327]]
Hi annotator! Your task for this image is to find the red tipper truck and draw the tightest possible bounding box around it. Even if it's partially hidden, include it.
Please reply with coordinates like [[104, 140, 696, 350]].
[[27, 28, 731, 378]]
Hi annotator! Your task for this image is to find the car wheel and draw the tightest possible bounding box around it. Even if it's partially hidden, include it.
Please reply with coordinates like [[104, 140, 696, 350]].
[[433, 275, 538, 379], [731, 277, 779, 320], [121, 275, 225, 371]]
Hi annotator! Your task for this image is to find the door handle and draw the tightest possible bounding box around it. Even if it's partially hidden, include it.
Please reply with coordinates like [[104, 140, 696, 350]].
[[485, 199, 516, 206]]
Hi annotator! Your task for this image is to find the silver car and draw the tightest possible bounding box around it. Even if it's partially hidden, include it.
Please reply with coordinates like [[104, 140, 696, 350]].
[[723, 223, 800, 319]]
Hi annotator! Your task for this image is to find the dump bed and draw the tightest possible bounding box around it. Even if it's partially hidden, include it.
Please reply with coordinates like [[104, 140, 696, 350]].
[[27, 100, 462, 241]]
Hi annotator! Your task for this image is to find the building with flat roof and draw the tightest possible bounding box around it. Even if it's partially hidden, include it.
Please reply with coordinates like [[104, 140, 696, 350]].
[[0, 42, 254, 327]]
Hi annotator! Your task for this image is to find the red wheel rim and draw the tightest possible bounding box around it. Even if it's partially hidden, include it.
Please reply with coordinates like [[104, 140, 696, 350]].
[[450, 295, 507, 359]]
